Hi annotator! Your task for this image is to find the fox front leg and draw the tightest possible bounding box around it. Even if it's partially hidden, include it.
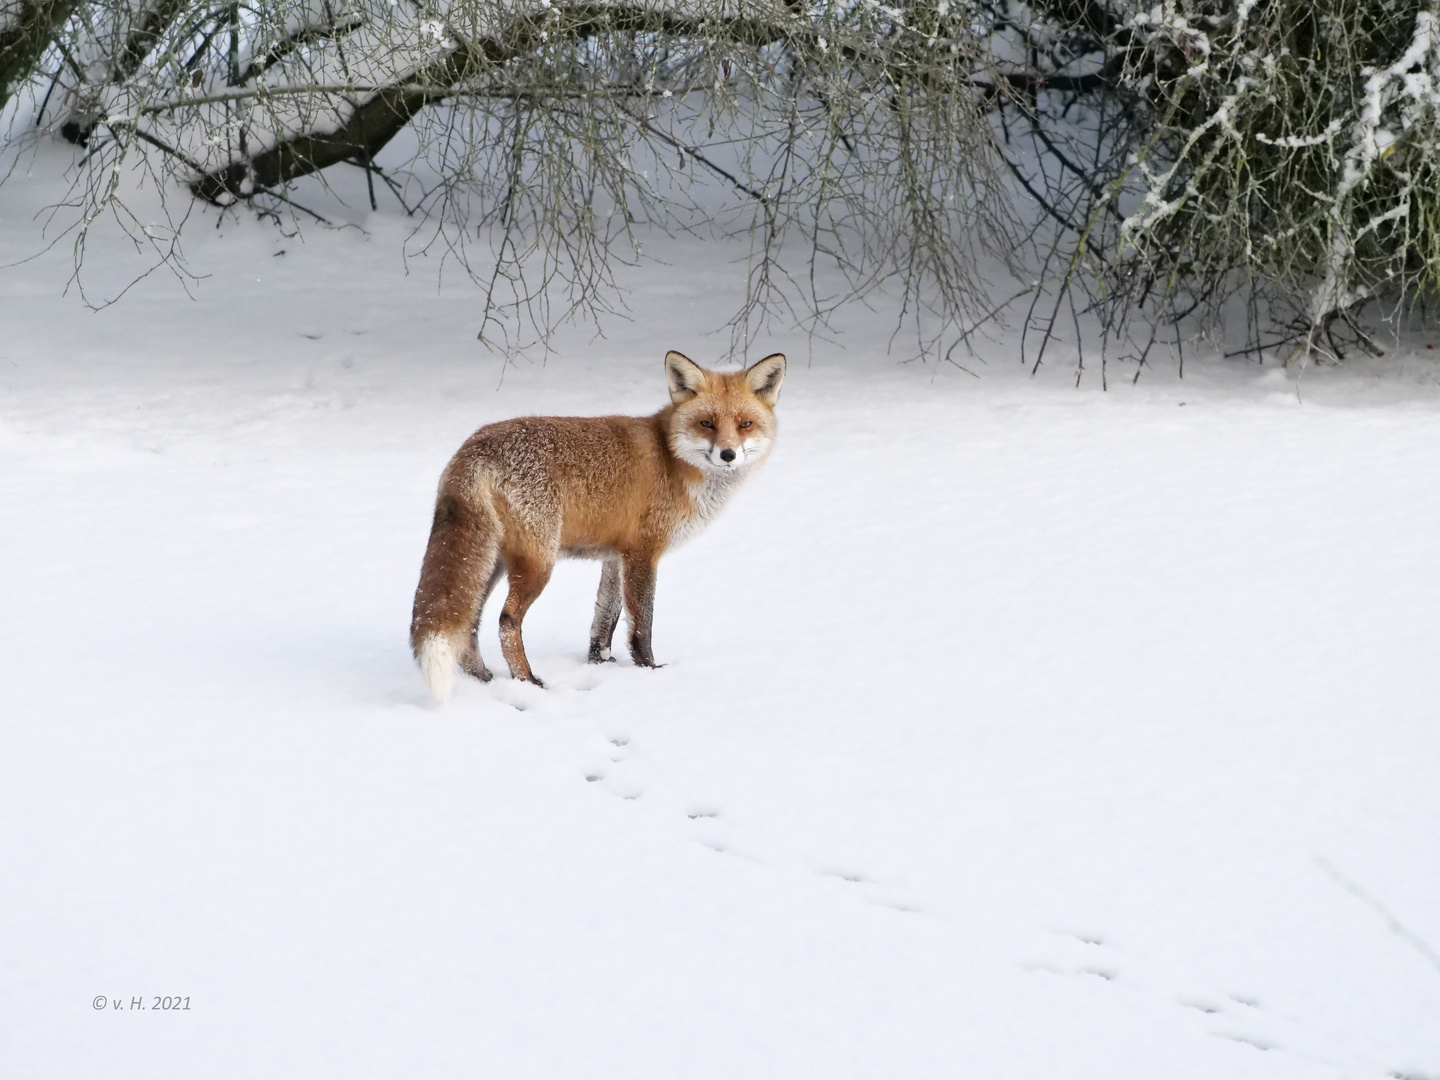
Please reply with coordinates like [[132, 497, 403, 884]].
[[621, 553, 663, 668], [588, 558, 623, 663]]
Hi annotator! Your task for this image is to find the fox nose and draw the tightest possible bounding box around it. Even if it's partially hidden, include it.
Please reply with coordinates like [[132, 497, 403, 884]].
[[720, 448, 736, 463]]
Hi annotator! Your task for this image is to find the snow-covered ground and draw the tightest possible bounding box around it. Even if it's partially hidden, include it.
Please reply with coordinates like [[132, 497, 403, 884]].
[[3, 174, 1440, 1078]]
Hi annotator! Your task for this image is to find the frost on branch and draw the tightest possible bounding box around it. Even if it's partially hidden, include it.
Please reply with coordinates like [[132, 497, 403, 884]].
[[1093, 0, 1440, 365], [0, 0, 1014, 354], [13, 0, 1440, 368]]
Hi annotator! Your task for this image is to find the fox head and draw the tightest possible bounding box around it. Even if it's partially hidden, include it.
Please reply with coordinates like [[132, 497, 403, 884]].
[[665, 351, 786, 472]]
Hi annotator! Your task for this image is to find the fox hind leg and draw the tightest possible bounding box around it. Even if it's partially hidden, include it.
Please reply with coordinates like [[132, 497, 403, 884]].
[[411, 491, 501, 702], [588, 558, 623, 663], [459, 562, 505, 682], [498, 555, 554, 686]]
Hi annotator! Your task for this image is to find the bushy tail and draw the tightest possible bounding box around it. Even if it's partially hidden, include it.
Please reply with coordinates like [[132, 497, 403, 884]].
[[410, 486, 500, 702], [415, 634, 460, 703]]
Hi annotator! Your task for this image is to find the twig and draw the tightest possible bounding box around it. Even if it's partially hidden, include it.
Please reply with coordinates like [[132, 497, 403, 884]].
[[1317, 857, 1440, 978]]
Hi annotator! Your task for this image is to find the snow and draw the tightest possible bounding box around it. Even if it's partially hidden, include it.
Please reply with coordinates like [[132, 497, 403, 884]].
[[2, 163, 1440, 1078]]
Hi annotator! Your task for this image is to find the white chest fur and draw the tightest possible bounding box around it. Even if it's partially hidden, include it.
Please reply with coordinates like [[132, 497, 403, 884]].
[[670, 467, 753, 547]]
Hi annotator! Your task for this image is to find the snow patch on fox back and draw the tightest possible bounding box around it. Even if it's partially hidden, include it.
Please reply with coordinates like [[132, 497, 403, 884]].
[[416, 633, 459, 702]]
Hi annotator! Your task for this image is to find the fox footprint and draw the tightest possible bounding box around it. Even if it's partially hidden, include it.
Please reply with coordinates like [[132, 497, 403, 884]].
[[1033, 932, 1295, 1056], [1026, 929, 1121, 982], [584, 735, 644, 800]]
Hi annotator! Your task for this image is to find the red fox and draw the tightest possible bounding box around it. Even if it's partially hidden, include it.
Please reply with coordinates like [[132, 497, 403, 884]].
[[410, 350, 786, 699]]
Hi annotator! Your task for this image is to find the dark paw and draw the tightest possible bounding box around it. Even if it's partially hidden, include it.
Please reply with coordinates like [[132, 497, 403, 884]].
[[628, 636, 662, 669], [587, 646, 618, 664], [461, 659, 492, 682]]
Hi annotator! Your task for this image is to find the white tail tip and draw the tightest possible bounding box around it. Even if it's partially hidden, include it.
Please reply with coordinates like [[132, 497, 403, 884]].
[[417, 634, 458, 702]]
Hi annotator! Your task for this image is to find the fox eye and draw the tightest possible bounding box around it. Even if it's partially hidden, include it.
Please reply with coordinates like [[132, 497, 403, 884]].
[[700, 420, 714, 429], [738, 420, 753, 430]]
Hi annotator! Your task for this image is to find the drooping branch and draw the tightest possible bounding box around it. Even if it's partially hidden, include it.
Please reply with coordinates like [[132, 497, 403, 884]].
[[189, 1, 970, 203], [1026, 0, 1126, 50], [2, 0, 1013, 355], [189, 41, 485, 202], [113, 0, 190, 80], [236, 13, 365, 84], [59, 0, 195, 142]]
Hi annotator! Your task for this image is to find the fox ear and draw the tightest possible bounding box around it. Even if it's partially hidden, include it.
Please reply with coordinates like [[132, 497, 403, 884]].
[[744, 353, 786, 406], [665, 351, 706, 403]]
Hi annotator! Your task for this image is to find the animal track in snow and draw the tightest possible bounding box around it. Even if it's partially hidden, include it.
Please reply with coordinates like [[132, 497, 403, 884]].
[[580, 732, 645, 800], [1204, 994, 1289, 1056], [1028, 929, 1122, 981], [572, 734, 920, 901], [807, 865, 925, 915], [1179, 999, 1223, 1015], [1214, 1032, 1274, 1052], [1031, 933, 1297, 1060], [684, 805, 726, 833], [873, 899, 924, 914]]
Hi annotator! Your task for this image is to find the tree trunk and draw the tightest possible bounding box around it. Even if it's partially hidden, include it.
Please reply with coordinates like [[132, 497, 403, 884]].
[[190, 48, 479, 203], [0, 0, 82, 109], [189, 4, 793, 202]]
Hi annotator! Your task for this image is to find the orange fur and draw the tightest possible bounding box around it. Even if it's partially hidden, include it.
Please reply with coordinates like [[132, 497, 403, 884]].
[[410, 351, 785, 698]]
